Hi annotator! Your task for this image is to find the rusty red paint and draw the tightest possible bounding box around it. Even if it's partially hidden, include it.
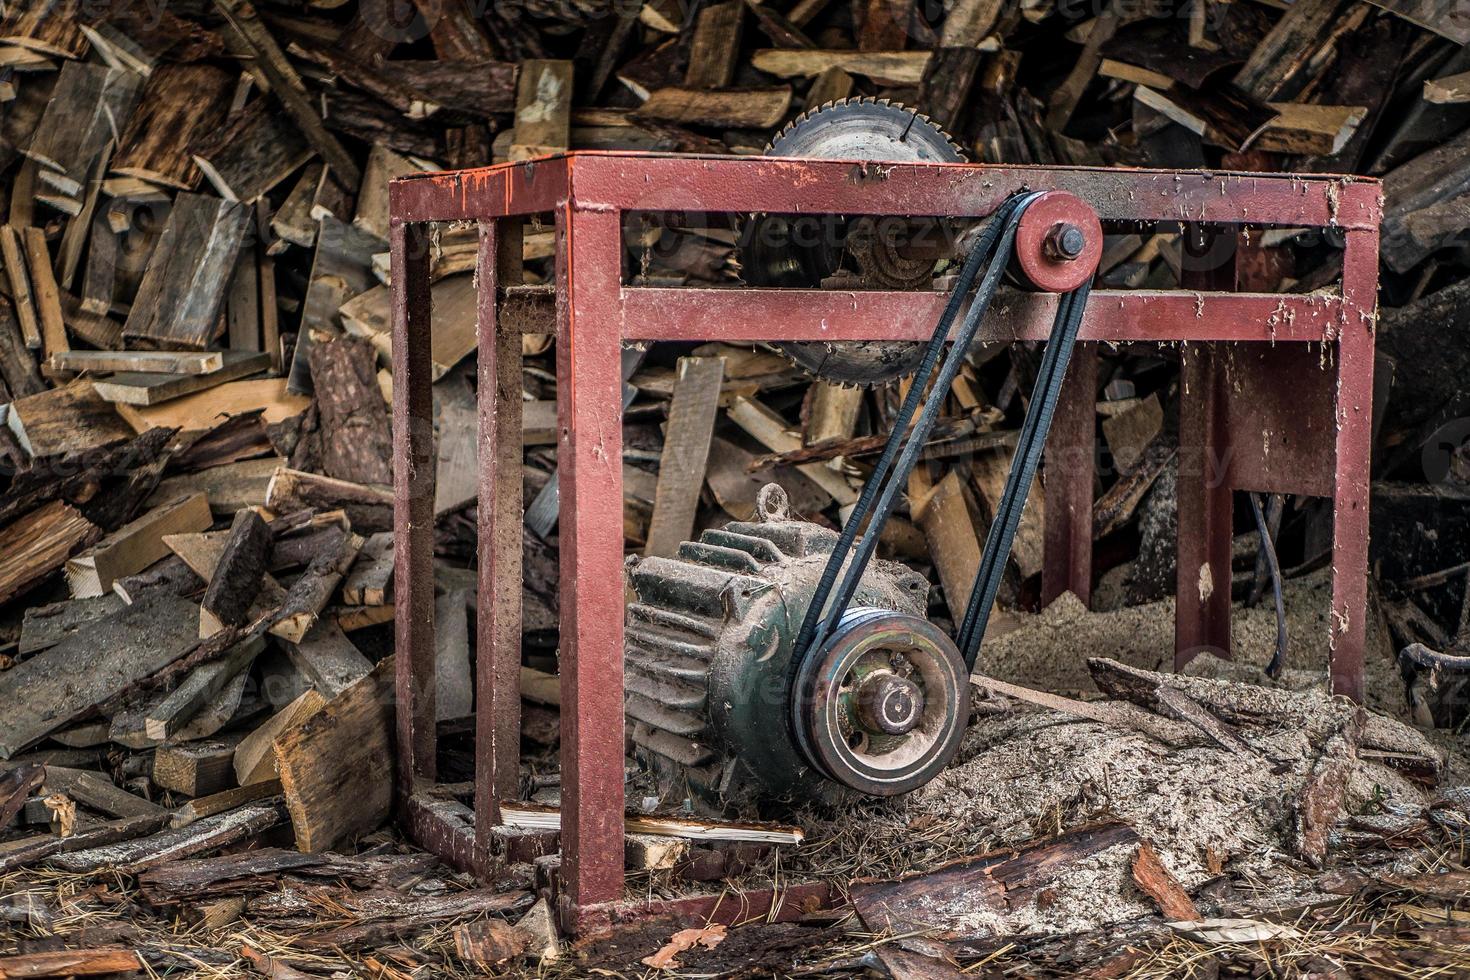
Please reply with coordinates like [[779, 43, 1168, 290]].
[[390, 152, 1381, 933], [1013, 191, 1103, 293], [1042, 344, 1097, 607]]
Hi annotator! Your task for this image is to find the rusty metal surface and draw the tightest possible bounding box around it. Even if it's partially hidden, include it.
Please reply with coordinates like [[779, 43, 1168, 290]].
[[389, 150, 1382, 932], [1012, 191, 1103, 293], [1042, 344, 1097, 607]]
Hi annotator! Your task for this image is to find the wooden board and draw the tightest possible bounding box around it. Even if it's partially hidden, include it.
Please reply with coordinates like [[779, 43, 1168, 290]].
[[92, 351, 270, 406], [117, 379, 308, 434], [510, 59, 573, 160], [148, 457, 285, 515], [122, 191, 252, 350], [354, 142, 427, 242], [273, 657, 395, 852], [64, 492, 211, 598], [342, 531, 393, 605], [234, 689, 327, 785], [685, 1, 744, 89], [192, 98, 313, 203], [1368, 0, 1470, 44], [750, 49, 931, 83], [339, 274, 477, 381], [113, 63, 234, 189], [5, 380, 133, 457], [913, 469, 982, 623], [285, 619, 372, 697], [635, 87, 792, 128], [0, 589, 198, 758], [50, 349, 226, 375], [18, 593, 126, 656], [24, 61, 141, 197], [20, 226, 66, 360], [152, 737, 242, 797], [644, 356, 724, 558]]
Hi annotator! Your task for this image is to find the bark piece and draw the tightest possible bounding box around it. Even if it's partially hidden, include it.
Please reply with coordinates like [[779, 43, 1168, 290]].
[[48, 801, 283, 874], [307, 334, 392, 484], [1132, 841, 1200, 921], [0, 950, 145, 978], [266, 468, 392, 532], [114, 63, 234, 189], [1293, 708, 1367, 866], [201, 509, 272, 629], [192, 99, 313, 204]]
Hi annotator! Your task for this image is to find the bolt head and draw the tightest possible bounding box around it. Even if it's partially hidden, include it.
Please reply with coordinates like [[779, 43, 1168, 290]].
[[1051, 224, 1086, 260], [855, 672, 924, 736]]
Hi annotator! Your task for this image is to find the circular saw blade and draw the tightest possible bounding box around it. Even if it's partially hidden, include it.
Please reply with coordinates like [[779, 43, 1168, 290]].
[[754, 99, 965, 388]]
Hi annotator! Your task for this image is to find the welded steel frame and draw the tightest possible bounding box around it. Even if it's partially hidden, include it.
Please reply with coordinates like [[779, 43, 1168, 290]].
[[389, 152, 1381, 933]]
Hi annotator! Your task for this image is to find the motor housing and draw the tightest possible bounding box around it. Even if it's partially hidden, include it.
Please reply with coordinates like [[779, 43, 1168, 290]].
[[624, 485, 969, 811]]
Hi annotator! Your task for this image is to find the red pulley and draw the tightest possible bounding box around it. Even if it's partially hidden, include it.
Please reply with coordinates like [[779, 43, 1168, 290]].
[[1012, 190, 1102, 293]]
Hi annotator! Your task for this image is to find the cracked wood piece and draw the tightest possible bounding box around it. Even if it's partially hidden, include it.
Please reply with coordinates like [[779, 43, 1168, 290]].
[[1085, 658, 1258, 755], [145, 635, 264, 741], [48, 801, 283, 874], [266, 528, 361, 643], [0, 590, 198, 758], [308, 334, 392, 484], [114, 63, 235, 190], [122, 192, 252, 350], [510, 60, 572, 160], [0, 949, 145, 978], [273, 657, 394, 852], [0, 501, 101, 608], [201, 510, 272, 628], [635, 87, 793, 128], [285, 619, 371, 698], [854, 823, 1140, 937], [64, 492, 211, 598], [193, 99, 313, 204], [1232, 0, 1355, 102], [645, 356, 724, 558]]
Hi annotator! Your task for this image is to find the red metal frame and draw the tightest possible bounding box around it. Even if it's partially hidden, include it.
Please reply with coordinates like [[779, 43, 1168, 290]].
[[389, 152, 1381, 933]]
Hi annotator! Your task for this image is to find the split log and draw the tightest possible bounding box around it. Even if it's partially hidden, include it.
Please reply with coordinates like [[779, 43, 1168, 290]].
[[114, 63, 234, 189], [0, 297, 44, 398], [290, 215, 384, 392], [912, 469, 982, 623], [290, 47, 517, 119], [266, 468, 392, 531], [295, 887, 534, 951], [267, 530, 363, 643], [122, 192, 252, 349], [307, 334, 392, 484], [0, 225, 40, 349], [19, 227, 65, 359], [0, 1, 88, 57], [686, 1, 744, 89], [1233, 0, 1356, 102], [170, 779, 282, 828], [201, 509, 273, 629], [1131, 841, 1200, 920], [235, 689, 327, 785], [64, 492, 211, 598], [144, 635, 264, 741], [40, 767, 168, 820], [273, 657, 394, 852]]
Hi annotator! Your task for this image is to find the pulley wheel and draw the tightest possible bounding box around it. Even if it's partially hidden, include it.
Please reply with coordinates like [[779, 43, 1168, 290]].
[[1010, 191, 1102, 293], [791, 607, 969, 796]]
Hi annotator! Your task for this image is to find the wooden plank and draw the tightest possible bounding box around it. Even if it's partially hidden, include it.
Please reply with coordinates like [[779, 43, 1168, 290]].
[[19, 227, 65, 359], [113, 63, 235, 189], [685, 1, 744, 89], [149, 458, 284, 516], [18, 593, 126, 656], [339, 274, 477, 381], [64, 492, 212, 598], [751, 49, 931, 83], [289, 215, 380, 392], [0, 225, 40, 349], [1365, 0, 1470, 45], [644, 356, 724, 558], [48, 801, 283, 874], [0, 590, 198, 758], [92, 351, 271, 406], [726, 395, 857, 506], [169, 779, 282, 828], [498, 802, 804, 844], [200, 509, 272, 628], [5, 380, 132, 457], [273, 657, 395, 852], [40, 767, 168, 820], [510, 60, 573, 160], [285, 619, 372, 697], [50, 349, 226, 375], [1232, 0, 1354, 102], [122, 191, 252, 350], [635, 87, 793, 128], [0, 297, 44, 398], [354, 142, 427, 242], [973, 444, 1045, 580], [912, 469, 981, 623], [435, 586, 472, 721], [117, 379, 308, 434]]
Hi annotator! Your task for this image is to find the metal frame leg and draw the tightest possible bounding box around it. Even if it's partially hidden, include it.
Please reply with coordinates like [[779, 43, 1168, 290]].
[[1176, 342, 1233, 666], [392, 220, 438, 795], [1329, 228, 1378, 701], [475, 217, 526, 873], [555, 203, 626, 926], [1043, 342, 1096, 606]]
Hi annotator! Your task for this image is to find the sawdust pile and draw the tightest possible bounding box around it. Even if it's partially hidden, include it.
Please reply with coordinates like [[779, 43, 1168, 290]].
[[775, 667, 1450, 942]]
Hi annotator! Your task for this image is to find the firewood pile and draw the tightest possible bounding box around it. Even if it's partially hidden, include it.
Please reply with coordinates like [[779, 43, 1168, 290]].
[[3, 0, 1470, 975]]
